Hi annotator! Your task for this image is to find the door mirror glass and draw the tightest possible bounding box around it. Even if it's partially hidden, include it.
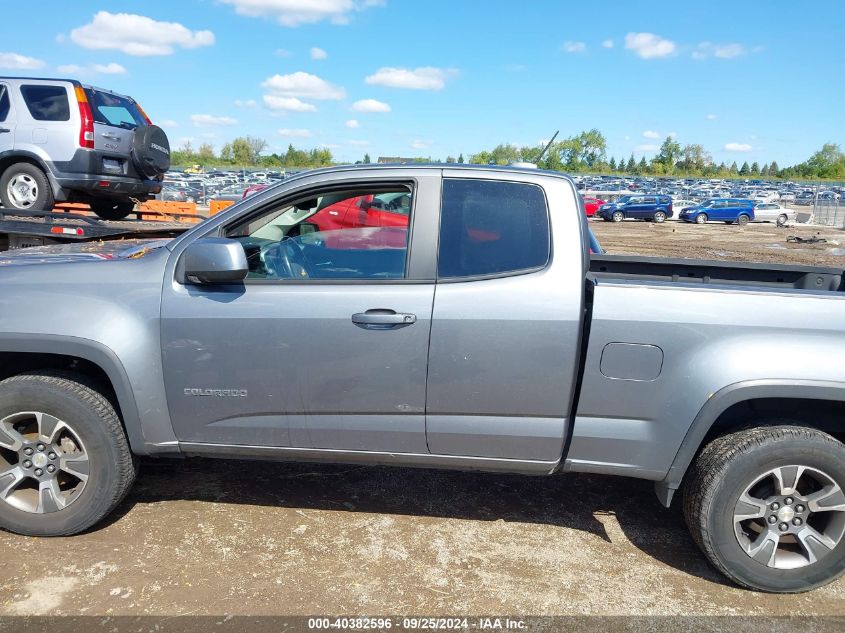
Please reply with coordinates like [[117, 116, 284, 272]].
[[182, 238, 248, 285]]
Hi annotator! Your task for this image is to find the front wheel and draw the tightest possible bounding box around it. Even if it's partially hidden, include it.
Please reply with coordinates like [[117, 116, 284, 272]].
[[0, 371, 137, 536], [737, 214, 750, 226], [612, 211, 625, 223], [653, 211, 667, 223], [695, 213, 708, 224], [684, 425, 845, 592], [777, 214, 788, 226]]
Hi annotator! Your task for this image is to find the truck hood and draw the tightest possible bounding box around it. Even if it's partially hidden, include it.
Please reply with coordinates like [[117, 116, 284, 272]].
[[0, 239, 171, 266]]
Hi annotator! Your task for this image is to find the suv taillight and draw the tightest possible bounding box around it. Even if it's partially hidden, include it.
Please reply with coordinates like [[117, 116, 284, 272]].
[[135, 101, 152, 126], [75, 86, 94, 149]]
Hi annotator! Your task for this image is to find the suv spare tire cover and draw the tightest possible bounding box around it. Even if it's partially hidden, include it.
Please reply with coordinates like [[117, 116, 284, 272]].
[[130, 125, 171, 178]]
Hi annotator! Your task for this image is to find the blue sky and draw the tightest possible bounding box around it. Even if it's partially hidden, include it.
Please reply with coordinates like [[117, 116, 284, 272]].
[[1, 0, 842, 165]]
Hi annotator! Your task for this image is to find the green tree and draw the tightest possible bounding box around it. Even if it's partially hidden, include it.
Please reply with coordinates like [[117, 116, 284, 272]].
[[750, 161, 760, 175], [637, 156, 648, 173], [729, 161, 739, 174], [760, 163, 770, 176], [608, 156, 617, 171], [626, 154, 636, 172], [678, 144, 711, 173], [652, 136, 682, 173], [197, 143, 215, 162], [458, 153, 464, 163], [739, 161, 750, 176], [363, 153, 371, 163], [769, 160, 779, 176]]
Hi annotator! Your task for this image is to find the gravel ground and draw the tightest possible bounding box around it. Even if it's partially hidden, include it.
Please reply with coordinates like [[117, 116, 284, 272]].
[[1, 218, 844, 622]]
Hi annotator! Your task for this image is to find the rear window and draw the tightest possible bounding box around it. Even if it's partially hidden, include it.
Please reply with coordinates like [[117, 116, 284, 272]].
[[20, 85, 70, 121], [85, 89, 146, 129], [0, 85, 9, 121], [438, 179, 550, 279]]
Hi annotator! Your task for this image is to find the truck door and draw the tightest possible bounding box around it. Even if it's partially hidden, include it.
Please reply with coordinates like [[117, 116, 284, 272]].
[[0, 83, 14, 156], [160, 172, 441, 454], [425, 174, 586, 463]]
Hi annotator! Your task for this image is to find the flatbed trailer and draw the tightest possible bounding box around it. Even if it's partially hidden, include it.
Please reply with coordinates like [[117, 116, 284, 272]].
[[0, 208, 198, 251]]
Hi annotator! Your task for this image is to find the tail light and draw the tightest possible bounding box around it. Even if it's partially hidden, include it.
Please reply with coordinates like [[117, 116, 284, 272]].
[[135, 101, 152, 126], [74, 86, 94, 149]]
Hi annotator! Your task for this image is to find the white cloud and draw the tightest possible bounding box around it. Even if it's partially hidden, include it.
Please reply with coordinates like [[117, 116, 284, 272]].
[[693, 42, 746, 60], [411, 140, 429, 149], [562, 41, 586, 54], [724, 142, 753, 152], [706, 113, 718, 120], [602, 39, 614, 48], [278, 128, 312, 137], [365, 66, 456, 90], [624, 32, 676, 59], [642, 130, 660, 139], [220, 0, 385, 27], [345, 119, 360, 128], [70, 11, 214, 56], [191, 114, 237, 127], [262, 72, 345, 99], [0, 52, 46, 70], [263, 95, 317, 112], [234, 99, 257, 107], [635, 144, 659, 152], [310, 47, 327, 60], [351, 98, 390, 113], [348, 140, 370, 146], [275, 48, 291, 57], [58, 62, 127, 75], [159, 119, 178, 128]]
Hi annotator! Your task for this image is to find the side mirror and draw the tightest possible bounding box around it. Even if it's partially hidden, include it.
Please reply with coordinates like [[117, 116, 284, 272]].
[[182, 238, 248, 285]]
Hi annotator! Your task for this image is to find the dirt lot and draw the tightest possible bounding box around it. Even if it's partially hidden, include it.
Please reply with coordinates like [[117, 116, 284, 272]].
[[1, 219, 844, 623]]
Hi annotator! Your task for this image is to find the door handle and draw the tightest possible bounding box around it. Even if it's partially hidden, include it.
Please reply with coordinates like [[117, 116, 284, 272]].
[[352, 309, 416, 328], [0, 128, 10, 134]]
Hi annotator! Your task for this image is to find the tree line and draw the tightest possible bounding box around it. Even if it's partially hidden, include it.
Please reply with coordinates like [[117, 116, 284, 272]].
[[170, 133, 845, 180]]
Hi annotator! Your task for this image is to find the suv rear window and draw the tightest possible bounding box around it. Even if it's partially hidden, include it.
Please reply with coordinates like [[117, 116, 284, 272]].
[[85, 89, 146, 129], [20, 85, 70, 121], [438, 179, 550, 279]]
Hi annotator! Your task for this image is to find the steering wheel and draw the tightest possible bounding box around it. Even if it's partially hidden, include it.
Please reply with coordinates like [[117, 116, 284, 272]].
[[260, 238, 311, 279]]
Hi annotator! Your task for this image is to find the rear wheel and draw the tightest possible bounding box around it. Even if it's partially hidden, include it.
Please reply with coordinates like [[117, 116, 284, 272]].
[[737, 214, 750, 226], [653, 211, 667, 223], [777, 214, 788, 226], [695, 213, 708, 224], [0, 371, 137, 536], [0, 163, 54, 211], [90, 199, 136, 221], [612, 211, 625, 223], [684, 425, 845, 592]]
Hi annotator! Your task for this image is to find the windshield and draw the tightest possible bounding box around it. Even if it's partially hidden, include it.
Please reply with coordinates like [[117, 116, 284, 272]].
[[85, 89, 147, 129]]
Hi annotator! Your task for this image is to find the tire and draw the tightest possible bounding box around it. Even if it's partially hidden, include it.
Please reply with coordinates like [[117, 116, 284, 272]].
[[0, 371, 137, 536], [737, 214, 750, 226], [653, 211, 667, 223], [683, 424, 845, 593], [777, 214, 788, 226], [612, 211, 625, 223], [695, 213, 708, 224], [90, 199, 135, 221], [0, 163, 54, 211]]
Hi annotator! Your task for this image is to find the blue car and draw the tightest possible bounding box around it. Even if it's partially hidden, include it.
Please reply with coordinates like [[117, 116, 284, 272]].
[[597, 194, 673, 223], [679, 198, 755, 225]]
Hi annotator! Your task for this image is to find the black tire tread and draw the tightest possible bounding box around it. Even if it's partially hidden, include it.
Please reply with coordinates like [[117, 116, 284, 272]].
[[0, 162, 55, 211], [683, 423, 843, 591], [0, 370, 137, 535]]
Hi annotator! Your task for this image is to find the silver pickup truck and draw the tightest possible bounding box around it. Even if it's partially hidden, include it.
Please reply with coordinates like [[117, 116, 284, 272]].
[[0, 165, 843, 593]]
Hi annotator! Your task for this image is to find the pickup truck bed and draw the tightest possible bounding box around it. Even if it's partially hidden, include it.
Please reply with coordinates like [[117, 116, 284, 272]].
[[590, 254, 844, 292]]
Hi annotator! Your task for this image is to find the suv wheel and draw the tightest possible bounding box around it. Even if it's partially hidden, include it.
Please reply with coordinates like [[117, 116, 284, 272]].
[[777, 214, 788, 226], [612, 211, 625, 222], [684, 424, 845, 592], [737, 214, 750, 226], [0, 163, 54, 212], [653, 211, 667, 223], [695, 213, 708, 224], [90, 199, 136, 221], [0, 371, 137, 536]]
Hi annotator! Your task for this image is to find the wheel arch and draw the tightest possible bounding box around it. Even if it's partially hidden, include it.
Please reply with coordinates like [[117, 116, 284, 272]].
[[0, 150, 63, 200], [0, 334, 147, 454], [655, 379, 845, 506]]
